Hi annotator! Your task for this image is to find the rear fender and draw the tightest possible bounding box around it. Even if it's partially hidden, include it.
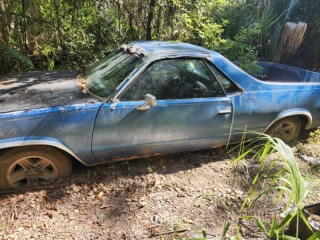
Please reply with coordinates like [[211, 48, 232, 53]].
[[264, 108, 312, 132]]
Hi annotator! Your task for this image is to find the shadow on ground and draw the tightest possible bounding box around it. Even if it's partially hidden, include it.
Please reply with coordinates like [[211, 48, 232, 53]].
[[1, 130, 319, 239]]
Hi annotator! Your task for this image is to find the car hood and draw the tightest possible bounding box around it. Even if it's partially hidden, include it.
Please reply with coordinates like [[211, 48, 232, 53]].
[[0, 70, 97, 113]]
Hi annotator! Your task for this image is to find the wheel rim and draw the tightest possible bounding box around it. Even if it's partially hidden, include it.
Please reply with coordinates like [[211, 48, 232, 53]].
[[6, 156, 59, 188], [270, 122, 297, 142]]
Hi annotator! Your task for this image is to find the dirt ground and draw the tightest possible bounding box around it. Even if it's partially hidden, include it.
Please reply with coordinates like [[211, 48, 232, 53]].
[[0, 138, 319, 240]]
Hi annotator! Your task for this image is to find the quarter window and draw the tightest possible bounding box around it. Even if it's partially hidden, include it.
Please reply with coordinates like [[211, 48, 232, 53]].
[[206, 61, 240, 94]]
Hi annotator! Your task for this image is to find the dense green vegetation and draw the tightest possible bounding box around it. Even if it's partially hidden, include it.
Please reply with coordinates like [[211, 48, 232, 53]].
[[0, 0, 319, 74]]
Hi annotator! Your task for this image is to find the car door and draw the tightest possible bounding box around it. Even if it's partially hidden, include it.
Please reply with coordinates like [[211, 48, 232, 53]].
[[92, 58, 233, 162]]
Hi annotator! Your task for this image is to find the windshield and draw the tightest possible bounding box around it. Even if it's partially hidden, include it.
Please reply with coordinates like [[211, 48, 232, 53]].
[[85, 50, 144, 98]]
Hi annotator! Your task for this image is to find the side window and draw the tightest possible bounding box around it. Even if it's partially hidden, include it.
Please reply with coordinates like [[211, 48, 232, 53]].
[[120, 59, 225, 101], [206, 61, 240, 94]]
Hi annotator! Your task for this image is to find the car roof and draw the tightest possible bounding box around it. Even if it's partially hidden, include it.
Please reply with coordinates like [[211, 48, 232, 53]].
[[130, 41, 212, 54]]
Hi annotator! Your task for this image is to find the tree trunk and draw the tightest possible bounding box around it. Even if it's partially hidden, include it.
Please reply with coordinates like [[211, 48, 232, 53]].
[[21, 0, 28, 53], [146, 0, 156, 40], [0, 0, 10, 44], [155, 4, 162, 38]]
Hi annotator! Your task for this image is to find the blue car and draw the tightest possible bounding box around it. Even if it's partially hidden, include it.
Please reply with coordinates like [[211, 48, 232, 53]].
[[0, 41, 319, 189]]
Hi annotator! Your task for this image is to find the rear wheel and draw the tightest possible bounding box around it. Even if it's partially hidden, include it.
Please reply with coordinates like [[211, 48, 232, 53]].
[[0, 146, 72, 190], [266, 116, 301, 143]]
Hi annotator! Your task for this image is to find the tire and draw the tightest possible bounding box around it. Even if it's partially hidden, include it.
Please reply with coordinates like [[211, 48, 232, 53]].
[[266, 116, 301, 143], [0, 146, 72, 190]]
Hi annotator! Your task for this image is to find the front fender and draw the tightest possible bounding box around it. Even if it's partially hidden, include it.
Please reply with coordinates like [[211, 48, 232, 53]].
[[264, 108, 312, 132], [0, 137, 87, 165]]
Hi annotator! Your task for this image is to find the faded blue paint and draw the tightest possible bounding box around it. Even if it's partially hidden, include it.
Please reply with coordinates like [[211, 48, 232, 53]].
[[92, 97, 232, 162], [1, 41, 320, 165], [208, 51, 320, 136], [131, 41, 211, 54], [0, 103, 102, 164]]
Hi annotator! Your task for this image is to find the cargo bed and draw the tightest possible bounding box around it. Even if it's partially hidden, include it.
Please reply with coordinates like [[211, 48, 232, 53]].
[[258, 62, 320, 83]]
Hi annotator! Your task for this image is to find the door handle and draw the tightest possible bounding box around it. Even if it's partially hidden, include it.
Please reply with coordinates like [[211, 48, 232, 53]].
[[218, 109, 231, 114]]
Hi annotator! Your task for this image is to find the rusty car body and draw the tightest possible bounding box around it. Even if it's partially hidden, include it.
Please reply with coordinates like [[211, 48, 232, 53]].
[[0, 41, 320, 189]]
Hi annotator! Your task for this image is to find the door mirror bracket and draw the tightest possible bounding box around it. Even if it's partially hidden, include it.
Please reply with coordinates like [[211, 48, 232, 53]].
[[110, 99, 119, 110], [136, 94, 157, 111]]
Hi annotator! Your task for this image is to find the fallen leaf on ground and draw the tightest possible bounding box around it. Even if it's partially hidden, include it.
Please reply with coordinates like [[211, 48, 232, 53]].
[[96, 191, 104, 200]]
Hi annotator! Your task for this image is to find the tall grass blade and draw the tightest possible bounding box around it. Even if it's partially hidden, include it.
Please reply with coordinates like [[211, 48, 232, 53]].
[[307, 231, 320, 240], [250, 186, 289, 208], [232, 148, 252, 164], [255, 217, 267, 232], [202, 229, 207, 238], [239, 194, 250, 213], [278, 235, 300, 240], [299, 209, 314, 232], [235, 224, 241, 239], [222, 222, 231, 240], [269, 216, 277, 238], [260, 140, 272, 161]]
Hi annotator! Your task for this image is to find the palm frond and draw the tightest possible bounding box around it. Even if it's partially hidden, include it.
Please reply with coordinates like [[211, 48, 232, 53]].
[[286, 0, 301, 15], [0, 44, 34, 69]]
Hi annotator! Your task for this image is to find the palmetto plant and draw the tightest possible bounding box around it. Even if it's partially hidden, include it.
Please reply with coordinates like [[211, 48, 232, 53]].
[[233, 133, 314, 239], [215, 0, 304, 61], [193, 130, 319, 239]]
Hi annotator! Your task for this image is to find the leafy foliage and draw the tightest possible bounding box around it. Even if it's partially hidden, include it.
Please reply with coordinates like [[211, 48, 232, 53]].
[[308, 129, 320, 145], [0, 0, 319, 74]]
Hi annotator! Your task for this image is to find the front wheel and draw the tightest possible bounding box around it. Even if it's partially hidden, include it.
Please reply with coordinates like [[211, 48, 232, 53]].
[[0, 146, 72, 190], [266, 116, 301, 143]]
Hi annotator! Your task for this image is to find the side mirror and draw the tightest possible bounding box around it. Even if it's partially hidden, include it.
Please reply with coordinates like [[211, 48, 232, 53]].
[[145, 94, 157, 106], [136, 94, 157, 111]]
